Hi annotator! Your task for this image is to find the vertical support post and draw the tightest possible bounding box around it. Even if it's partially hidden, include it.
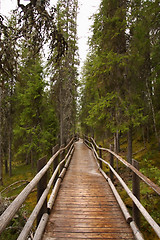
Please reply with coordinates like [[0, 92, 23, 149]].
[[114, 132, 119, 171], [132, 159, 140, 228], [60, 144, 65, 173], [110, 144, 114, 182], [52, 144, 59, 186], [99, 145, 102, 169], [37, 156, 47, 226]]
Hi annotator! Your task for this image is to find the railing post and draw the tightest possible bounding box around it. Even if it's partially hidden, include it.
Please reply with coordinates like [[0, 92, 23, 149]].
[[110, 144, 114, 182], [37, 156, 47, 226], [99, 145, 102, 169], [132, 159, 140, 228], [60, 144, 65, 173], [52, 144, 59, 186]]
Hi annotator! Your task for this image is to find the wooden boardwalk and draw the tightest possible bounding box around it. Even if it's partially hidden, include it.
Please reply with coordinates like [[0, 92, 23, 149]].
[[42, 140, 134, 239]]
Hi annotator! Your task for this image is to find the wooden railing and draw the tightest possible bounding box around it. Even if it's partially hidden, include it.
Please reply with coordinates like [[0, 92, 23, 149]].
[[0, 137, 77, 240], [84, 136, 160, 240]]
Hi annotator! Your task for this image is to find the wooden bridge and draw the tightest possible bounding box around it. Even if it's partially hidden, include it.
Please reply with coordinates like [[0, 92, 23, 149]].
[[0, 137, 160, 240]]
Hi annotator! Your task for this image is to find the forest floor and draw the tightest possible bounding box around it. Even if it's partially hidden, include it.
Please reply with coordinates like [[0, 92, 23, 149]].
[[0, 164, 37, 240]]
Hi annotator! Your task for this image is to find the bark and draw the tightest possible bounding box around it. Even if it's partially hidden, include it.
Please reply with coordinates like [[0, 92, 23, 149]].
[[114, 131, 120, 171], [114, 130, 120, 153], [60, 80, 65, 146], [127, 125, 132, 164], [5, 156, 8, 174], [8, 128, 12, 177], [57, 0, 78, 145], [8, 104, 12, 177], [146, 78, 160, 150]]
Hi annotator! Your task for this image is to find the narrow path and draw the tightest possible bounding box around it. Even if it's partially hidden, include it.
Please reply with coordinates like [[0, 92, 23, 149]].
[[42, 140, 134, 239]]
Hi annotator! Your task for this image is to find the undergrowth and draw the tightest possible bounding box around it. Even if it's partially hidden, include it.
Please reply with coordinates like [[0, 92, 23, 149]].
[[112, 135, 160, 240], [0, 163, 37, 240]]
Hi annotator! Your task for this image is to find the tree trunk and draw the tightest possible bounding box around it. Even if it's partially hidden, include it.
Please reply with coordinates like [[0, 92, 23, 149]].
[[5, 156, 8, 174], [114, 130, 120, 153], [8, 92, 13, 177], [60, 81, 64, 146], [146, 79, 160, 150], [8, 127, 12, 177], [127, 125, 132, 164]]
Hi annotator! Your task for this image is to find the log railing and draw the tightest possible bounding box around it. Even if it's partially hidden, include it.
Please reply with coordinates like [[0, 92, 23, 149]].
[[84, 136, 160, 240], [0, 137, 76, 240]]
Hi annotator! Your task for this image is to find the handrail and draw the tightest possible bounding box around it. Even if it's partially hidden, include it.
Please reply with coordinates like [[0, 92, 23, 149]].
[[0, 137, 75, 236], [33, 146, 74, 240], [91, 137, 160, 196], [17, 144, 75, 240], [84, 136, 160, 239]]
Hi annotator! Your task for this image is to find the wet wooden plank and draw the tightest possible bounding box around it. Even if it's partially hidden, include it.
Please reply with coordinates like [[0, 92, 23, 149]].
[[42, 140, 135, 240], [44, 232, 134, 239], [45, 227, 133, 233], [47, 220, 132, 228]]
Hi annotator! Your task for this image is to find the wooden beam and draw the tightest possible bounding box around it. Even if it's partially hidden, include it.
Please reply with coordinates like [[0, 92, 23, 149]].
[[37, 156, 47, 226], [100, 168, 132, 224], [91, 137, 160, 196], [132, 159, 140, 228], [0, 138, 74, 234], [52, 144, 59, 186], [109, 144, 114, 182], [33, 213, 49, 240], [87, 139, 160, 238]]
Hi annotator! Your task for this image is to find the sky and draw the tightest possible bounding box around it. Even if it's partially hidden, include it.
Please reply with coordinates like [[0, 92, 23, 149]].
[[0, 0, 101, 71]]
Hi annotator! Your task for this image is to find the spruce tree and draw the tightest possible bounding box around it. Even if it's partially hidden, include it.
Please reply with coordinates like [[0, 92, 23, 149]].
[[49, 0, 79, 145]]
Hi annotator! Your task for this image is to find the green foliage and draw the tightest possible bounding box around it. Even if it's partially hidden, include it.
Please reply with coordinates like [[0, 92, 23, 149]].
[[80, 0, 160, 147], [141, 159, 160, 186], [12, 47, 58, 164], [48, 0, 78, 144]]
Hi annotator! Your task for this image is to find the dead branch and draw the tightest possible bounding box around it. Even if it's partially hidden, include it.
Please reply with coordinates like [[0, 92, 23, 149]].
[[0, 180, 29, 194], [133, 148, 146, 156]]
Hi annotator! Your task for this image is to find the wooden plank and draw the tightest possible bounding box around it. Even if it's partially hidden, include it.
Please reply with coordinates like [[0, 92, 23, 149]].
[[47, 218, 132, 226], [44, 232, 134, 239], [48, 227, 133, 233], [42, 140, 135, 240]]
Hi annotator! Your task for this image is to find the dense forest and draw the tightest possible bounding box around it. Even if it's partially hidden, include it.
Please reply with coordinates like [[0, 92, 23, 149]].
[[80, 0, 160, 161], [0, 0, 78, 184], [0, 0, 160, 239]]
